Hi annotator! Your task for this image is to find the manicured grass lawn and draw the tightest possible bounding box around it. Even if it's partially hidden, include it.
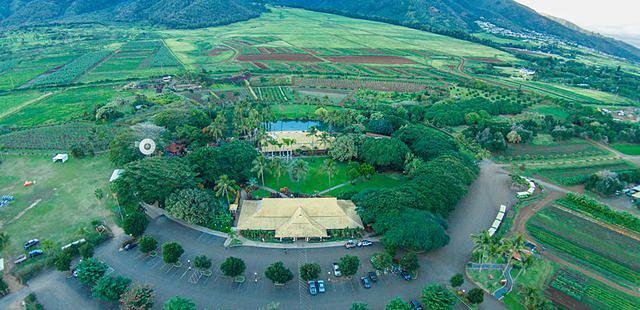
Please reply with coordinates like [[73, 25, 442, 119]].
[[611, 143, 640, 155], [502, 259, 557, 310], [271, 104, 342, 120], [326, 173, 404, 196], [528, 105, 570, 120], [0, 155, 114, 256], [263, 157, 350, 194]]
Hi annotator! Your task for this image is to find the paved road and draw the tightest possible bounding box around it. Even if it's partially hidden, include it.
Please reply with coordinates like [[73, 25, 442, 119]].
[[22, 161, 515, 309]]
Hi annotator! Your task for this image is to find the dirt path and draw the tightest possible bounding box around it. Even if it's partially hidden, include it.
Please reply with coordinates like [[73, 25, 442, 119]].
[[0, 92, 55, 120], [0, 199, 41, 228], [511, 191, 640, 297], [587, 138, 640, 167]]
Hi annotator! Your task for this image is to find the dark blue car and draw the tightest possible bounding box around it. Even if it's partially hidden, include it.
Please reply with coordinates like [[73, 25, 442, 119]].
[[28, 249, 44, 258]]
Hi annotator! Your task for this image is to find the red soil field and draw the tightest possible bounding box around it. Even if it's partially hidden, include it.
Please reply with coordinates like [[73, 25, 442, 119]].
[[236, 53, 322, 62], [252, 62, 269, 70], [326, 56, 416, 64], [467, 57, 503, 63], [208, 48, 229, 56]]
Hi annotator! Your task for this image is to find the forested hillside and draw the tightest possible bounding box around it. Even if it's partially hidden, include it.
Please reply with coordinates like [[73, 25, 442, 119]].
[[0, 0, 266, 28], [269, 0, 640, 62]]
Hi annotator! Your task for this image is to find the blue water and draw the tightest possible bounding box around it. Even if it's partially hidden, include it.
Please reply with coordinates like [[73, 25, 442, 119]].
[[265, 121, 325, 132]]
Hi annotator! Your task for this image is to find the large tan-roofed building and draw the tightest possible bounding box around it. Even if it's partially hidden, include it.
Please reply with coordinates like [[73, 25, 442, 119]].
[[260, 131, 331, 156], [237, 197, 363, 240]]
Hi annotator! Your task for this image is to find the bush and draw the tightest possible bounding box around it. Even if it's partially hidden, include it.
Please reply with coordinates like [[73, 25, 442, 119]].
[[450, 274, 464, 288], [162, 242, 184, 264], [139, 236, 158, 255], [163, 296, 196, 310], [399, 252, 419, 273], [123, 211, 149, 237], [54, 249, 73, 272], [299, 263, 321, 281], [92, 276, 131, 302], [220, 257, 246, 278], [23, 293, 44, 310], [371, 252, 393, 271], [466, 288, 484, 304], [194, 255, 212, 270], [120, 284, 155, 310], [338, 255, 360, 277], [75, 258, 109, 285], [79, 242, 94, 258], [265, 261, 294, 285], [421, 284, 457, 310]]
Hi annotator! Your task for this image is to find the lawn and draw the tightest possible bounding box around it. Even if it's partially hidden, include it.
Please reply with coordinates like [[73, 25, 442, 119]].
[[325, 173, 404, 196], [526, 206, 640, 287], [500, 136, 609, 161], [271, 104, 342, 120], [528, 104, 570, 120], [0, 155, 114, 257], [611, 143, 640, 155], [263, 157, 350, 194]]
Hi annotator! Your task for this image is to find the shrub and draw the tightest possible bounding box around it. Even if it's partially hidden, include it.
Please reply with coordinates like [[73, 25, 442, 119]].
[[338, 255, 360, 277], [265, 261, 294, 285], [120, 284, 155, 310], [139, 236, 158, 255], [163, 296, 196, 310], [421, 284, 457, 310], [220, 257, 246, 278], [162, 242, 184, 264], [75, 258, 108, 285], [92, 276, 131, 302], [194, 255, 212, 270], [299, 263, 321, 281], [450, 274, 464, 288]]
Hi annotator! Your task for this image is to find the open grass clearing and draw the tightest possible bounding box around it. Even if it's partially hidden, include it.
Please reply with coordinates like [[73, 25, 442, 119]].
[[499, 136, 609, 161], [263, 157, 350, 194], [611, 143, 640, 155], [0, 155, 114, 256], [525, 159, 636, 186]]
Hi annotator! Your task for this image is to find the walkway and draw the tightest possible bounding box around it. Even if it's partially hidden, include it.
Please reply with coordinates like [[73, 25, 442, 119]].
[[493, 265, 513, 300]]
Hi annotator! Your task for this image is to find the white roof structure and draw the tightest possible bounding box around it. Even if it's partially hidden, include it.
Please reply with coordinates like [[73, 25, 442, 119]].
[[109, 169, 125, 182], [52, 154, 69, 163], [237, 198, 363, 238]]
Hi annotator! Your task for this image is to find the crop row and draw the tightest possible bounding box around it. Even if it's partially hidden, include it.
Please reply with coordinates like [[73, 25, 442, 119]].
[[550, 269, 587, 300], [149, 46, 181, 68], [527, 224, 640, 285], [255, 86, 292, 102], [31, 51, 111, 87], [293, 77, 429, 92], [121, 41, 163, 51], [0, 123, 115, 151], [560, 193, 640, 234]]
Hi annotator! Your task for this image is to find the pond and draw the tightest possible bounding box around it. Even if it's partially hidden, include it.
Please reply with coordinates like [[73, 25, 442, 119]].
[[264, 120, 327, 132]]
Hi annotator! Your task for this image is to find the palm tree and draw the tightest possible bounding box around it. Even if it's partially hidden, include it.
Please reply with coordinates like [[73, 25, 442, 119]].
[[520, 285, 550, 310], [319, 132, 331, 149], [471, 231, 493, 269], [322, 158, 337, 184], [215, 175, 238, 205], [306, 126, 319, 149], [206, 114, 226, 143], [269, 157, 284, 186], [504, 233, 527, 267], [0, 232, 9, 252], [514, 254, 534, 282], [287, 159, 310, 191], [252, 155, 268, 187]]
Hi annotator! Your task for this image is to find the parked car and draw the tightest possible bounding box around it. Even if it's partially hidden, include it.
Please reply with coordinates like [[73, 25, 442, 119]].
[[23, 238, 39, 250], [333, 263, 342, 277], [357, 240, 373, 247], [28, 249, 44, 258], [14, 254, 27, 264], [410, 300, 424, 310], [360, 276, 372, 289], [400, 270, 412, 281], [308, 281, 318, 295], [123, 242, 138, 251], [368, 271, 378, 282], [317, 280, 326, 293], [344, 240, 357, 249]]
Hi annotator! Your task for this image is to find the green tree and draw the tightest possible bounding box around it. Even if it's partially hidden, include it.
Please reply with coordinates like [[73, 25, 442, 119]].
[[194, 255, 212, 270], [75, 258, 109, 285], [162, 242, 184, 264], [378, 209, 449, 252], [163, 296, 196, 310], [359, 137, 410, 170], [359, 163, 375, 179], [79, 242, 94, 258], [287, 159, 310, 188], [350, 302, 369, 310], [385, 297, 412, 310], [109, 129, 143, 166], [299, 263, 321, 281], [123, 211, 148, 237], [347, 162, 361, 183], [371, 252, 393, 271], [421, 284, 457, 310], [165, 188, 232, 231], [466, 288, 484, 305], [322, 159, 337, 184], [269, 157, 284, 186], [139, 236, 158, 255], [338, 255, 360, 278], [329, 134, 360, 162], [450, 274, 464, 288], [264, 261, 294, 285], [54, 249, 73, 272], [0, 232, 8, 253], [120, 284, 155, 310], [214, 175, 238, 205], [399, 252, 419, 273], [220, 257, 246, 278], [92, 276, 131, 302], [252, 155, 268, 187], [0, 278, 8, 297]]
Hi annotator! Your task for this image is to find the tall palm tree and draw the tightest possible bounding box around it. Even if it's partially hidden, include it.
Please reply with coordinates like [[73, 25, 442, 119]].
[[306, 126, 319, 149], [251, 155, 268, 187], [0, 232, 9, 252], [471, 231, 493, 269], [520, 285, 550, 310], [215, 175, 237, 205], [514, 254, 534, 281], [206, 114, 226, 143], [319, 132, 331, 149], [504, 233, 527, 267], [322, 158, 337, 184], [287, 159, 310, 191], [269, 157, 284, 186]]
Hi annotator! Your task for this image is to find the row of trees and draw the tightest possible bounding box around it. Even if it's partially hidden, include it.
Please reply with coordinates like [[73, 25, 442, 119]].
[[351, 282, 484, 310]]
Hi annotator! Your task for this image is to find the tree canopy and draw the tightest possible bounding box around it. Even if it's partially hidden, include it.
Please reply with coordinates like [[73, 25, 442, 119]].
[[188, 141, 258, 185], [358, 137, 410, 170], [163, 296, 197, 310], [92, 276, 131, 302], [265, 261, 294, 284], [165, 188, 232, 231]]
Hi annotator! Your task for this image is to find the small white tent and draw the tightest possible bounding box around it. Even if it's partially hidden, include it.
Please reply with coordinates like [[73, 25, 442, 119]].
[[52, 154, 69, 163]]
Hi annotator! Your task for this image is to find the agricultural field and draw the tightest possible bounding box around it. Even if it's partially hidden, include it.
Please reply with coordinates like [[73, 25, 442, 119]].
[[271, 104, 342, 120], [0, 155, 114, 257], [611, 143, 640, 155], [0, 122, 116, 152], [499, 135, 610, 162], [526, 206, 640, 288], [29, 51, 112, 88], [255, 86, 294, 102], [525, 159, 636, 186], [547, 268, 640, 310], [0, 86, 118, 127]]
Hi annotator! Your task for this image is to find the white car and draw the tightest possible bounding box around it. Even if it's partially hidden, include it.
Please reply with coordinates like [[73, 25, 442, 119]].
[[333, 263, 342, 277]]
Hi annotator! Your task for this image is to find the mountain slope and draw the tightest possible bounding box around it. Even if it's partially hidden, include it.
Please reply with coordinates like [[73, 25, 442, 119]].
[[0, 0, 266, 28], [269, 0, 640, 62]]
